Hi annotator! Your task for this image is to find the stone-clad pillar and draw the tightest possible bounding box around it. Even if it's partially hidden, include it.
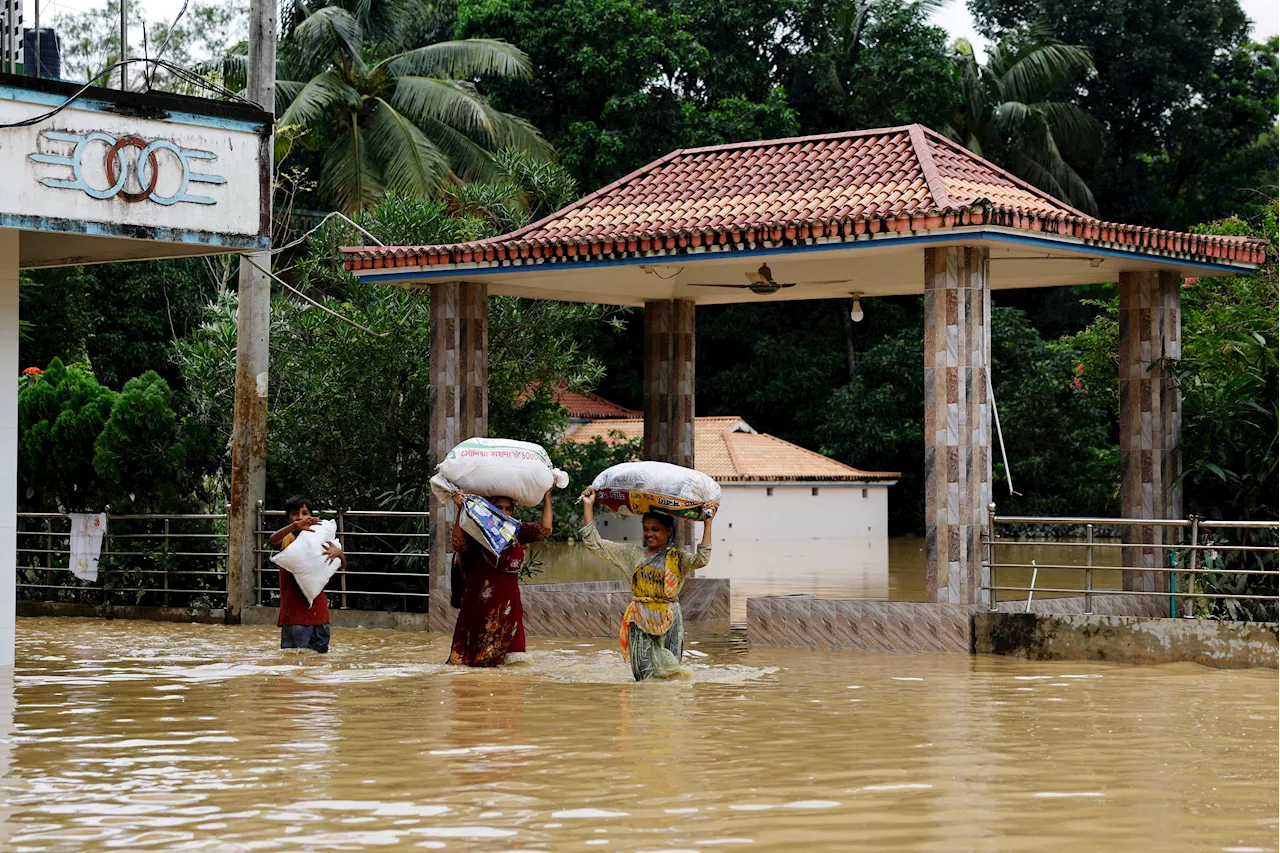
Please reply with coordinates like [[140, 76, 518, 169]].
[[643, 299, 695, 468], [1118, 271, 1181, 594], [923, 247, 991, 605], [428, 280, 488, 633]]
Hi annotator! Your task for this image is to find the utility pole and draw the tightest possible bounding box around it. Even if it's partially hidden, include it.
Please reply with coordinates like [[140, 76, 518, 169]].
[[119, 0, 126, 89], [226, 0, 276, 623]]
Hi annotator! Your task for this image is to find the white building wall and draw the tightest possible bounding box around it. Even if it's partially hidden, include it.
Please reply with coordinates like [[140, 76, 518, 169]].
[[588, 482, 892, 545], [0, 231, 17, 667]]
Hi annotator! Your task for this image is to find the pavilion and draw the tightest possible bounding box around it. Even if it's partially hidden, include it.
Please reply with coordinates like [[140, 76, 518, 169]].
[[341, 124, 1265, 631]]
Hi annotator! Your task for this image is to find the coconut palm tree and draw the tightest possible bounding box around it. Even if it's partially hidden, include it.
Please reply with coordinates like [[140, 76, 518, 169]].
[[256, 1, 551, 212], [945, 28, 1101, 215]]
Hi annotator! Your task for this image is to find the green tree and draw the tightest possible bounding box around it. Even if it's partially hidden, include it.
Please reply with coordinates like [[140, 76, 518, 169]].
[[18, 358, 117, 512], [792, 0, 960, 134], [455, 0, 805, 190], [968, 0, 1279, 227], [945, 27, 1101, 213], [269, 0, 550, 211], [93, 372, 193, 512], [20, 258, 226, 390]]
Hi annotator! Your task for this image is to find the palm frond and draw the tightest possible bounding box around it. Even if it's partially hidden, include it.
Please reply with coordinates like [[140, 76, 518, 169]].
[[367, 99, 454, 198], [322, 115, 386, 213], [292, 6, 365, 76], [414, 115, 503, 182], [278, 69, 360, 126], [996, 42, 1094, 104], [389, 75, 503, 145], [382, 39, 532, 80]]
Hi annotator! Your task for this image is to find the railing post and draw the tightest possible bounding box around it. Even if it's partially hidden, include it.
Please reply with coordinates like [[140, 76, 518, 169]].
[[337, 508, 348, 610], [100, 504, 111, 606], [44, 517, 52, 589], [254, 500, 264, 608], [986, 503, 997, 611], [163, 517, 171, 608], [1084, 523, 1094, 615], [1185, 516, 1201, 619]]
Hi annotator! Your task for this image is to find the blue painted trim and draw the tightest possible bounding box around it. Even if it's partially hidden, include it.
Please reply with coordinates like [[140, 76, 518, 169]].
[[0, 85, 265, 132], [0, 211, 270, 250], [355, 228, 1251, 284]]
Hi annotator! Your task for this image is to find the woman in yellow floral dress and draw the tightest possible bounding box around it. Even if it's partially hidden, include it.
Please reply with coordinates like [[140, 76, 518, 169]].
[[579, 487, 714, 680]]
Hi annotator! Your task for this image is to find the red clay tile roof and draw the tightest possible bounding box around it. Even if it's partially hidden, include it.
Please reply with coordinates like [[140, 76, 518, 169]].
[[343, 125, 1268, 271], [566, 416, 899, 483], [555, 388, 641, 419]]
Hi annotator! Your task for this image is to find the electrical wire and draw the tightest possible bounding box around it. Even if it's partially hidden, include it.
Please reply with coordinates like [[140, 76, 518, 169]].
[[242, 255, 425, 339], [270, 211, 385, 256], [0, 56, 261, 129]]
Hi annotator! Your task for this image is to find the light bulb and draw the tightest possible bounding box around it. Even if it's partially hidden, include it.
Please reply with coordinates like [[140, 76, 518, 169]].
[[850, 295, 864, 323]]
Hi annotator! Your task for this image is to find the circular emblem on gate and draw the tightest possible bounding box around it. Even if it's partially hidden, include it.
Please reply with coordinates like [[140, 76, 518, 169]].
[[104, 135, 161, 203], [33, 130, 228, 207]]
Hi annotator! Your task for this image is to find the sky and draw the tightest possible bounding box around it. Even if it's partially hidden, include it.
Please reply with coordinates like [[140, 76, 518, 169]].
[[930, 0, 1279, 60]]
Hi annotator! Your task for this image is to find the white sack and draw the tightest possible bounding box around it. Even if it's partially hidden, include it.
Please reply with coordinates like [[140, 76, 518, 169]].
[[431, 437, 568, 511], [68, 512, 107, 582], [591, 461, 722, 519], [270, 519, 341, 607]]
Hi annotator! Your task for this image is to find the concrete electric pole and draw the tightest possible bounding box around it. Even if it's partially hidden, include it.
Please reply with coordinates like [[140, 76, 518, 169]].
[[226, 0, 276, 623]]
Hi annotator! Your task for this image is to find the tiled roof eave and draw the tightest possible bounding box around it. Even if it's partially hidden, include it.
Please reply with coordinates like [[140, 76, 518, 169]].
[[715, 474, 901, 483], [342, 205, 1269, 273]]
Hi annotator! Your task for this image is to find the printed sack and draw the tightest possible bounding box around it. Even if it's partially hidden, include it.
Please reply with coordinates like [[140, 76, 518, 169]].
[[270, 519, 341, 607], [430, 437, 568, 517], [591, 461, 721, 521], [458, 495, 521, 557]]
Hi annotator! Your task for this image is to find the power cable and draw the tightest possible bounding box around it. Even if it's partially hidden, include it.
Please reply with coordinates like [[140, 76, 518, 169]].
[[0, 56, 261, 129]]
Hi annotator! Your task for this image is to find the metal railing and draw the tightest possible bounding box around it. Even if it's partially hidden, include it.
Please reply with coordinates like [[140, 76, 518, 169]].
[[16, 506, 432, 613], [254, 504, 431, 613], [983, 504, 1279, 619], [17, 510, 229, 610]]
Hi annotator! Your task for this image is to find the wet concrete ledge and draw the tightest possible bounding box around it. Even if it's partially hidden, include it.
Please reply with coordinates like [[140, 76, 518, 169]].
[[428, 577, 731, 638], [745, 593, 1186, 654], [18, 601, 228, 624], [975, 611, 1279, 669]]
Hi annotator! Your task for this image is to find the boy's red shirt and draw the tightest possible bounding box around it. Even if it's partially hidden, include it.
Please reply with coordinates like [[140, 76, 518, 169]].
[[276, 532, 331, 626]]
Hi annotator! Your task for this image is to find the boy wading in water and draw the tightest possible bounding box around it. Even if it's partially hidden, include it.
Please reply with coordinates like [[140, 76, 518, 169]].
[[270, 495, 346, 653]]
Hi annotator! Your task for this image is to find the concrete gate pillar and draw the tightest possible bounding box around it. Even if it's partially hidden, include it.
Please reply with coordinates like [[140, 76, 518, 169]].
[[642, 299, 695, 468], [0, 231, 17, 667], [643, 299, 696, 543], [1118, 271, 1182, 593], [427, 280, 488, 633], [923, 246, 991, 605]]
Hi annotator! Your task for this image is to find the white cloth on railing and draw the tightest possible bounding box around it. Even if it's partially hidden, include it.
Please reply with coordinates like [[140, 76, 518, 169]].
[[68, 512, 107, 582]]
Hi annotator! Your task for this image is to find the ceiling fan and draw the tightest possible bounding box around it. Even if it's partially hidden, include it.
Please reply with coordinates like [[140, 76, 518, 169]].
[[688, 263, 850, 295]]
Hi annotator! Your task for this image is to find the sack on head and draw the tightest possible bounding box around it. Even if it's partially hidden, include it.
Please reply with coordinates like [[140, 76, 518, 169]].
[[431, 437, 568, 514], [269, 519, 341, 607], [591, 461, 721, 521]]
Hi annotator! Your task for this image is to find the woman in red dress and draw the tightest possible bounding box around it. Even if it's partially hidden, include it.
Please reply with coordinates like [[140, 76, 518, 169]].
[[446, 489, 552, 666]]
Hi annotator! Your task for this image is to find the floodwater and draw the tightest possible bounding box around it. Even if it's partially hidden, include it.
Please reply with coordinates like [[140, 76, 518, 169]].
[[4, 617, 1276, 852], [535, 538, 1127, 622]]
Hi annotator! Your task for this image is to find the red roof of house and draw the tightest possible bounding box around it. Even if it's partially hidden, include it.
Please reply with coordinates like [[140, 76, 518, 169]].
[[555, 388, 641, 419], [567, 416, 899, 483], [343, 125, 1267, 270]]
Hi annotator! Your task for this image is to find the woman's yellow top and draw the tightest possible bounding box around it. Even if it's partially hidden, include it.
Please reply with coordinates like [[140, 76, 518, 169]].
[[579, 522, 712, 660]]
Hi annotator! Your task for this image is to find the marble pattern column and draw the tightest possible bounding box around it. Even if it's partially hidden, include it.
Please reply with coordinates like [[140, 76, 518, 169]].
[[1118, 270, 1181, 594], [428, 280, 488, 633], [643, 299, 695, 468], [923, 247, 991, 605]]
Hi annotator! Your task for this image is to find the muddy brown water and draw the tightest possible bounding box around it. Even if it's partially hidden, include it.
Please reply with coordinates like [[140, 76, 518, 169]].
[[2, 617, 1275, 852]]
